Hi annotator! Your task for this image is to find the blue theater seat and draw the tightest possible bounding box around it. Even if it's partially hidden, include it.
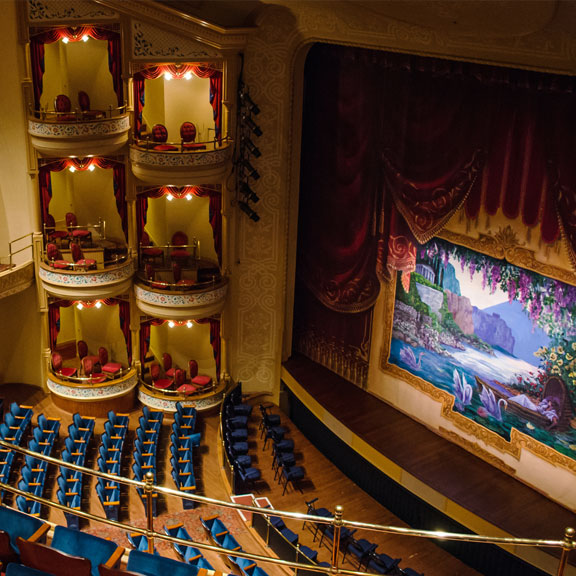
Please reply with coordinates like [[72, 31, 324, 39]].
[[51, 525, 124, 576], [6, 563, 54, 576], [0, 505, 49, 555], [126, 549, 201, 576]]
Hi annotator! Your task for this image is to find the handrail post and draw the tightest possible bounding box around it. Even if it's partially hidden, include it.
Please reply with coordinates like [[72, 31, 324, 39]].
[[331, 505, 343, 571], [145, 471, 155, 553], [557, 527, 575, 576]]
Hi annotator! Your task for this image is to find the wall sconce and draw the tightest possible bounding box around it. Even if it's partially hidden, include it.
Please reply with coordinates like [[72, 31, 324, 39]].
[[239, 201, 260, 222]]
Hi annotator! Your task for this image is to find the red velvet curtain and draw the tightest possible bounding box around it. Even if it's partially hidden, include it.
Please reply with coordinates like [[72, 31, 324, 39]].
[[196, 317, 221, 382], [30, 26, 123, 112], [39, 158, 126, 238], [294, 43, 576, 381], [132, 64, 222, 141]]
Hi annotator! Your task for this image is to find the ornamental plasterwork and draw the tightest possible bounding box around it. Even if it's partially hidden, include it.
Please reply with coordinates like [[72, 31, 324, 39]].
[[130, 146, 232, 168], [47, 372, 138, 400], [38, 260, 135, 287], [27, 0, 116, 21], [134, 283, 228, 307], [0, 263, 35, 301], [138, 387, 223, 412], [132, 20, 219, 59], [28, 116, 130, 138]]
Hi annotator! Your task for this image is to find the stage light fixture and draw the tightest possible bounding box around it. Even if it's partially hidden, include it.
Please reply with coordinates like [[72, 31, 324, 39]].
[[240, 91, 260, 115], [239, 201, 260, 222], [242, 137, 261, 158], [243, 115, 263, 137], [240, 182, 260, 204], [240, 159, 260, 180]]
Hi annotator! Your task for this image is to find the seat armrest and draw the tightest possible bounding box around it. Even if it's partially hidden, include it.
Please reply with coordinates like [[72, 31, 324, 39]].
[[104, 546, 125, 569], [29, 522, 50, 543]]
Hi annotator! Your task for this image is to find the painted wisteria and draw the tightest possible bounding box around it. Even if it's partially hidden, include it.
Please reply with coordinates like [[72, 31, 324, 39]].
[[390, 236, 576, 460]]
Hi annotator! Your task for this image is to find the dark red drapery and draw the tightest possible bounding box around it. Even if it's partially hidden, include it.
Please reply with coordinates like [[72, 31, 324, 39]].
[[30, 26, 123, 112]]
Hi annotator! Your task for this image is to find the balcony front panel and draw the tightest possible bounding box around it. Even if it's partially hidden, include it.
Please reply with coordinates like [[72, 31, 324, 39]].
[[39, 258, 136, 299], [134, 279, 228, 319], [0, 262, 35, 301], [29, 115, 131, 157], [138, 379, 226, 413], [130, 142, 233, 184]]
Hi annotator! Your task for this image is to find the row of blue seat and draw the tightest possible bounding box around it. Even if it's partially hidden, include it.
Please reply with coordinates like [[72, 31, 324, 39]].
[[17, 414, 61, 517], [200, 514, 244, 564], [0, 404, 33, 498], [170, 405, 200, 509], [57, 413, 96, 529], [96, 411, 130, 521], [222, 389, 261, 493], [164, 522, 214, 570], [133, 406, 164, 517]]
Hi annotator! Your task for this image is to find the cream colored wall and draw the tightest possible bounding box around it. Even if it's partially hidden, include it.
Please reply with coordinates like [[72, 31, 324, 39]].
[[0, 2, 43, 388], [41, 39, 117, 112], [143, 76, 213, 142], [149, 321, 215, 378]]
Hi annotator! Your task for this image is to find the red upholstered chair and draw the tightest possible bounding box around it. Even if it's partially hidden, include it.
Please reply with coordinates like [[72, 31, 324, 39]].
[[170, 231, 190, 265], [45, 214, 68, 246], [140, 231, 164, 265], [188, 360, 198, 379], [162, 353, 176, 378], [46, 243, 71, 269], [150, 363, 173, 390], [71, 242, 97, 270], [51, 351, 77, 378], [77, 340, 88, 360], [78, 90, 105, 120], [180, 121, 206, 150], [66, 213, 92, 246], [99, 347, 122, 377], [54, 94, 76, 121], [151, 124, 178, 151], [191, 374, 212, 388]]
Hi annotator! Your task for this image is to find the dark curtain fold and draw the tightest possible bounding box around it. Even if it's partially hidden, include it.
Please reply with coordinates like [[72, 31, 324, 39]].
[[118, 300, 132, 364], [196, 317, 221, 382], [136, 195, 149, 244], [112, 165, 128, 241], [48, 303, 60, 351]]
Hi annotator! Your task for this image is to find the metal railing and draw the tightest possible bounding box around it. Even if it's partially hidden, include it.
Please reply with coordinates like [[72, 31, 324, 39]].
[[132, 134, 232, 153], [0, 233, 34, 270], [0, 438, 573, 576], [29, 103, 129, 122]]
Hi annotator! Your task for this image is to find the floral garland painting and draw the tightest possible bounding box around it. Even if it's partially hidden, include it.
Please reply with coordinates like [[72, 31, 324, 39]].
[[389, 237, 576, 461]]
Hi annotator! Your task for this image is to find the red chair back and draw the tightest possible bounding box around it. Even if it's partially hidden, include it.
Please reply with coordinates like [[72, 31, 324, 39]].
[[150, 363, 161, 381], [162, 353, 172, 372], [188, 360, 198, 379], [171, 231, 188, 246], [180, 122, 197, 143], [55, 94, 72, 113], [78, 90, 91, 112], [46, 243, 61, 261], [77, 340, 88, 359], [46, 214, 56, 229], [152, 124, 169, 143], [82, 357, 94, 376], [51, 352, 63, 371], [172, 262, 182, 283], [99, 347, 108, 366], [66, 212, 78, 229], [174, 369, 185, 387], [70, 242, 83, 262], [141, 231, 151, 246]]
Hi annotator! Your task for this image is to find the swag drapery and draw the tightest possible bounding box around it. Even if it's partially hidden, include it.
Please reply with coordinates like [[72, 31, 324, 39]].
[[30, 26, 123, 113], [39, 158, 128, 241], [132, 64, 223, 142], [136, 185, 222, 265], [139, 318, 221, 381], [48, 298, 132, 363], [295, 44, 576, 375]]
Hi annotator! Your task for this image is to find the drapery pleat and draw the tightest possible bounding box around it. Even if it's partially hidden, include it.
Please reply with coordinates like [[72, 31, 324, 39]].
[[195, 317, 221, 382]]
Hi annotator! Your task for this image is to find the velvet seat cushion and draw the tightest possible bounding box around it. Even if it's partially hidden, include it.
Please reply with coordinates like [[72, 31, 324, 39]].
[[191, 375, 211, 387], [102, 362, 122, 374], [176, 384, 199, 396]]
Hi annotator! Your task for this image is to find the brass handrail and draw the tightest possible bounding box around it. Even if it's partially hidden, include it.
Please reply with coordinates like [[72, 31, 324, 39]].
[[0, 438, 573, 575]]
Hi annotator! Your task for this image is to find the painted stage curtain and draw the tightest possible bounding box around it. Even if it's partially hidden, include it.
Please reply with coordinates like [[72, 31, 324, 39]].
[[295, 43, 576, 382], [30, 26, 123, 113], [132, 64, 222, 141], [137, 186, 222, 264], [39, 158, 127, 240]]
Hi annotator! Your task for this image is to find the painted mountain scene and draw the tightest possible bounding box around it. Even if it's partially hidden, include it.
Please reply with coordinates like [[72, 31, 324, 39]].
[[389, 237, 576, 460]]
